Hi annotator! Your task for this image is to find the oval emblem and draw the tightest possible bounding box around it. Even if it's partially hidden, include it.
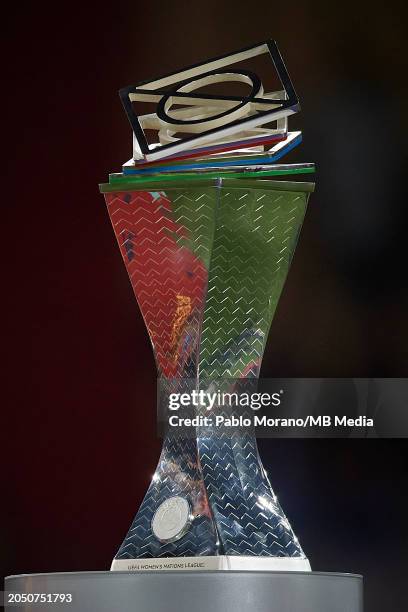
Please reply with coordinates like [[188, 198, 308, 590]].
[[151, 496, 191, 543]]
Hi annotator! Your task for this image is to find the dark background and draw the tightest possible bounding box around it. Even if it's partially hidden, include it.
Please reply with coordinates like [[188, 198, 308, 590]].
[[2, 1, 408, 610]]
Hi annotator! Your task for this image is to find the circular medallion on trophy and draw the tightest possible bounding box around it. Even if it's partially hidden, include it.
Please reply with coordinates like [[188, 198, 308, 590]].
[[152, 496, 191, 543]]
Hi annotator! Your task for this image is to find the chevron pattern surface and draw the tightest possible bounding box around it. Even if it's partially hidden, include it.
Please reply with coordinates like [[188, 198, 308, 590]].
[[105, 188, 220, 559], [104, 181, 311, 562], [197, 186, 308, 557]]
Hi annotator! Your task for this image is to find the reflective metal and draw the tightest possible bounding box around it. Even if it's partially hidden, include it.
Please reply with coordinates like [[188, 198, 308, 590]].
[[101, 178, 313, 563]]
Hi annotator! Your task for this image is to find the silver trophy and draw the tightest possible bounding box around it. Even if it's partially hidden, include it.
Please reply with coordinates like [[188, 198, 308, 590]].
[[5, 41, 363, 612], [103, 178, 312, 572]]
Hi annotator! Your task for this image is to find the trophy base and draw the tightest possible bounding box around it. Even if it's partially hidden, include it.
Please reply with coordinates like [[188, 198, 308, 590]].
[[111, 555, 311, 572], [5, 571, 363, 611]]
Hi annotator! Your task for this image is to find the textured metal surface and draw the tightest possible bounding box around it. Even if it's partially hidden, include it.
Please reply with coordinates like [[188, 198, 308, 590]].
[[104, 182, 311, 561], [105, 189, 219, 559], [197, 187, 307, 557]]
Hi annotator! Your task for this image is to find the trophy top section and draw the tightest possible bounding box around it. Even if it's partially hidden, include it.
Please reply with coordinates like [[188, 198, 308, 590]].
[[102, 39, 315, 185], [119, 40, 298, 163]]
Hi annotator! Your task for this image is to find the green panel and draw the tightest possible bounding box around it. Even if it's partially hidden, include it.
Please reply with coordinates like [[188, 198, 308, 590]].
[[99, 177, 315, 194], [199, 185, 309, 378], [107, 166, 315, 188]]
